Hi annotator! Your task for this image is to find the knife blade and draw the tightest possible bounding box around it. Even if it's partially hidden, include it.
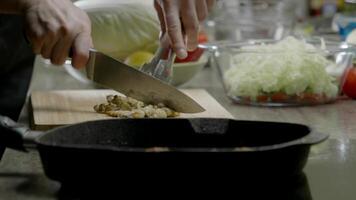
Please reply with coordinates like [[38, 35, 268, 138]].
[[85, 49, 205, 113]]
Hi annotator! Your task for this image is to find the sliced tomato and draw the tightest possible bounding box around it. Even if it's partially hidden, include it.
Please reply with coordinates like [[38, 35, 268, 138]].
[[237, 96, 251, 103], [271, 92, 289, 102], [342, 67, 356, 99], [257, 95, 269, 103], [298, 93, 322, 104]]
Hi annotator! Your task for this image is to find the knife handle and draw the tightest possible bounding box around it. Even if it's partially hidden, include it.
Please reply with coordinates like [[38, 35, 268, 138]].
[[63, 61, 92, 84], [62, 48, 95, 84], [24, 28, 90, 83], [24, 30, 93, 84]]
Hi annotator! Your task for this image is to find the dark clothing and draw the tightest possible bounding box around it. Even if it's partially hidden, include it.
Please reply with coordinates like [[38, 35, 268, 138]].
[[0, 14, 34, 120], [0, 14, 35, 159]]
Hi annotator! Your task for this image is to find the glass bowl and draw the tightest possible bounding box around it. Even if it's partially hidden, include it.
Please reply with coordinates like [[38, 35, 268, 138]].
[[201, 38, 356, 107], [206, 0, 297, 41]]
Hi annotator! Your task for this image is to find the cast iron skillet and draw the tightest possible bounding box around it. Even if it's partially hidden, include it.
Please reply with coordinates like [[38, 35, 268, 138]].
[[0, 115, 327, 188]]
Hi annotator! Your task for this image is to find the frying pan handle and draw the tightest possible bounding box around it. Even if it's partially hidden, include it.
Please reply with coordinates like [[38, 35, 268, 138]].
[[0, 115, 29, 152], [298, 130, 329, 145]]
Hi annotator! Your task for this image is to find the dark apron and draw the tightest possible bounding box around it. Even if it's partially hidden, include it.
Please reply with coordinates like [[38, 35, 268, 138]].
[[0, 14, 35, 159]]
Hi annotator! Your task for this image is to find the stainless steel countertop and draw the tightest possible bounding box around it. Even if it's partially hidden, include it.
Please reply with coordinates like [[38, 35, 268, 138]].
[[1, 56, 356, 199]]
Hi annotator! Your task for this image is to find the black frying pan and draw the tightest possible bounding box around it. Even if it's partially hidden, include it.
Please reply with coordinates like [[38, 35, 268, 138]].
[[0, 115, 327, 191]]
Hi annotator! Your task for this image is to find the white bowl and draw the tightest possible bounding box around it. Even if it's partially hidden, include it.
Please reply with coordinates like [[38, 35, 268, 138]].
[[171, 53, 209, 86]]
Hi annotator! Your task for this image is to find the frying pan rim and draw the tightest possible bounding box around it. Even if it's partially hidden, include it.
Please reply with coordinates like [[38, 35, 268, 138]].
[[35, 118, 328, 152]]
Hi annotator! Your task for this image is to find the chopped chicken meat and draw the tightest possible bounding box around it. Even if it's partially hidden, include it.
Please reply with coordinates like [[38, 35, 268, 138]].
[[94, 95, 180, 118]]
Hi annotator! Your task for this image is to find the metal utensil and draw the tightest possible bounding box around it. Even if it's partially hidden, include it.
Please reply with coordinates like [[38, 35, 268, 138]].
[[24, 25, 204, 113], [140, 33, 176, 83], [85, 49, 204, 113]]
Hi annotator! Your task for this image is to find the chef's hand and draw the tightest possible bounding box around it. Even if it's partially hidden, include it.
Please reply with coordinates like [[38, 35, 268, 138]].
[[18, 0, 92, 68], [154, 0, 215, 59]]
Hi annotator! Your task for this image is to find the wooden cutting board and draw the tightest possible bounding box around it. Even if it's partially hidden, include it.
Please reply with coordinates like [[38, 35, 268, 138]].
[[30, 89, 233, 130]]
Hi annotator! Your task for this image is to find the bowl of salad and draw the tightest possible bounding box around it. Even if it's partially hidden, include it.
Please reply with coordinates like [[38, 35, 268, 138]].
[[201, 36, 356, 106]]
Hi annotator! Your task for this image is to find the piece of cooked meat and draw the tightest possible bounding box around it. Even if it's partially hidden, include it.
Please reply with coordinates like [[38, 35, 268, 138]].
[[94, 95, 180, 118]]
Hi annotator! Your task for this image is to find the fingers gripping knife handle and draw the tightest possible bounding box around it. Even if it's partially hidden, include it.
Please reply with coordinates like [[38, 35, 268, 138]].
[[23, 30, 90, 84], [64, 48, 100, 84], [141, 33, 176, 83]]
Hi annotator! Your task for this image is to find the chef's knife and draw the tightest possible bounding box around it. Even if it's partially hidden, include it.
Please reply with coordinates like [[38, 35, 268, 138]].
[[85, 49, 205, 113]]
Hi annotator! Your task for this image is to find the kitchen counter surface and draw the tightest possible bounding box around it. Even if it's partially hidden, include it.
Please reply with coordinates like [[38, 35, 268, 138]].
[[1, 56, 356, 199]]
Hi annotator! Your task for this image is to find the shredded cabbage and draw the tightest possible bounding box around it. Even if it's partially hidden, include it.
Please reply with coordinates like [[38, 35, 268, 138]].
[[77, 2, 160, 60], [224, 37, 338, 99]]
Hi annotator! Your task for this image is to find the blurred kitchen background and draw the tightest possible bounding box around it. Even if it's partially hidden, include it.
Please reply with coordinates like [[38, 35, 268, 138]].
[[204, 0, 356, 43], [69, 0, 356, 51]]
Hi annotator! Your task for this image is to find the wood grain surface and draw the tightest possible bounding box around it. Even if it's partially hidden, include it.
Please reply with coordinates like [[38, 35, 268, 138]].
[[30, 89, 233, 130]]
